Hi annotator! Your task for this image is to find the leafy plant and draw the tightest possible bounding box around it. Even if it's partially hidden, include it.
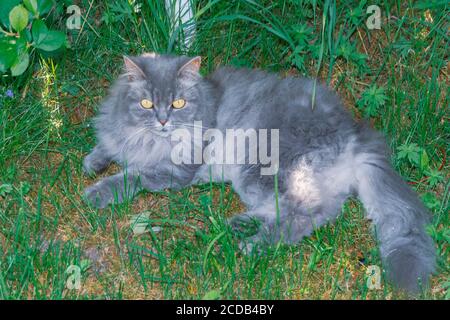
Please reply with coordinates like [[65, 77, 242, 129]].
[[397, 143, 423, 165], [356, 84, 387, 118], [288, 23, 316, 73], [0, 0, 67, 77], [101, 1, 142, 26], [396, 143, 445, 188], [336, 40, 367, 70], [345, 0, 367, 27], [424, 168, 444, 187], [421, 192, 441, 211], [396, 143, 432, 172]]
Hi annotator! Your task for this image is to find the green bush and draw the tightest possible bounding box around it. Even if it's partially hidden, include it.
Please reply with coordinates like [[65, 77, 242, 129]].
[[0, 0, 67, 77]]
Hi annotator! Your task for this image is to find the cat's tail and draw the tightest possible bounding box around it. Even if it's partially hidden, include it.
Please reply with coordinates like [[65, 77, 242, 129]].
[[354, 129, 436, 294]]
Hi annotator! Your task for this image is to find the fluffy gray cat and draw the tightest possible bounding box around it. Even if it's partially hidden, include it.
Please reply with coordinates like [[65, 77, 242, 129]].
[[83, 53, 435, 293]]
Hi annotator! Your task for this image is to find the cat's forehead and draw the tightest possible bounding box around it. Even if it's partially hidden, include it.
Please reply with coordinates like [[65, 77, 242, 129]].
[[137, 55, 189, 83]]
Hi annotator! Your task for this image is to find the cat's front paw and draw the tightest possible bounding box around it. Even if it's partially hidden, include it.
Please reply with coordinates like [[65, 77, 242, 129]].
[[238, 235, 264, 255], [82, 149, 110, 177], [83, 182, 115, 208], [228, 213, 261, 235]]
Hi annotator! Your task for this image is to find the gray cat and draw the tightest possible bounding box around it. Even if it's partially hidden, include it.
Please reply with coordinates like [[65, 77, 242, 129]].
[[83, 53, 436, 293]]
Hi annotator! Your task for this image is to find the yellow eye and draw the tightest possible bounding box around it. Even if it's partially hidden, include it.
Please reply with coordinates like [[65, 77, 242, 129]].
[[140, 99, 153, 109], [172, 99, 186, 109]]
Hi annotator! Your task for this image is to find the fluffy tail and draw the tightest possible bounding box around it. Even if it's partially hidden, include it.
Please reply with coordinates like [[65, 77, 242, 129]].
[[354, 132, 436, 293]]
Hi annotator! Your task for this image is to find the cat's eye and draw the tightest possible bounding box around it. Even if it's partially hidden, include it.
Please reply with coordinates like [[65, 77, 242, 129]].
[[172, 99, 186, 109], [140, 99, 153, 109]]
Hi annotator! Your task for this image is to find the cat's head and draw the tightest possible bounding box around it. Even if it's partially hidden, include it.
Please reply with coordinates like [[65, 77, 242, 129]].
[[117, 53, 203, 137]]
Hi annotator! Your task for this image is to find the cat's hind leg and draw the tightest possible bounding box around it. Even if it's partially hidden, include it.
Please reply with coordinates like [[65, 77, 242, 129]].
[[231, 157, 353, 252], [234, 194, 346, 253], [235, 200, 315, 249], [229, 190, 324, 252]]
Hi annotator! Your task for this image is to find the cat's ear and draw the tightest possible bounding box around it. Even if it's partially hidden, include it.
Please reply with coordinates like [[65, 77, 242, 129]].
[[123, 55, 146, 81], [177, 56, 201, 83], [179, 56, 201, 74]]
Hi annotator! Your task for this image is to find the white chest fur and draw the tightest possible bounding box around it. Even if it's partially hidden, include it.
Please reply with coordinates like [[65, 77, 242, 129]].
[[113, 130, 173, 169]]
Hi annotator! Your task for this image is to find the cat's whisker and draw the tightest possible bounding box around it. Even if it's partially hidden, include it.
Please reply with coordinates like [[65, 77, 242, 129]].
[[170, 122, 213, 130]]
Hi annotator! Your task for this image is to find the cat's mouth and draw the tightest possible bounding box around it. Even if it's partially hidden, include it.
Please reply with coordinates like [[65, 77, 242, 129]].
[[151, 127, 171, 138]]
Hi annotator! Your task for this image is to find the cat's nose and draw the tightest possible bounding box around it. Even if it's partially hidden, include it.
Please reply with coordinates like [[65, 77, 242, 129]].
[[159, 119, 167, 126]]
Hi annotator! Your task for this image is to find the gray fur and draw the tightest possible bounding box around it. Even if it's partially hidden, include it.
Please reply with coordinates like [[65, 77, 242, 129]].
[[83, 53, 436, 293]]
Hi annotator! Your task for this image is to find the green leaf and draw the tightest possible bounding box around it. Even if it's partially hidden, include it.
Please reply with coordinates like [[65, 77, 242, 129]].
[[202, 289, 221, 300], [32, 19, 65, 51], [419, 150, 429, 171], [290, 52, 306, 72], [8, 33, 29, 76], [396, 143, 422, 166], [37, 0, 54, 16], [425, 168, 444, 187], [15, 33, 28, 55], [31, 19, 47, 42], [23, 0, 38, 15], [38, 30, 65, 51], [0, 0, 21, 28], [0, 38, 18, 72], [357, 85, 387, 118], [10, 51, 29, 76], [421, 192, 441, 211], [9, 5, 29, 32]]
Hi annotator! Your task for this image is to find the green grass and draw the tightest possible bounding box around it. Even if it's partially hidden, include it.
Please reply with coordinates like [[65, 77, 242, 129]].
[[0, 0, 448, 299]]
